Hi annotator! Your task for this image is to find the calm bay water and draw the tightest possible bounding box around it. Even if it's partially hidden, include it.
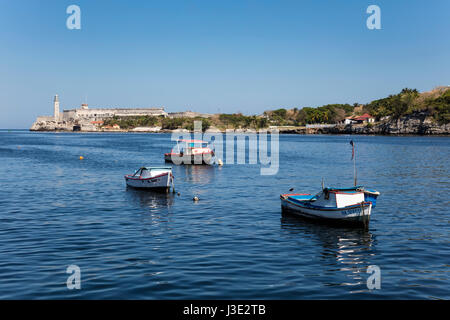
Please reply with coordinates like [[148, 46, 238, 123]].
[[0, 130, 449, 299]]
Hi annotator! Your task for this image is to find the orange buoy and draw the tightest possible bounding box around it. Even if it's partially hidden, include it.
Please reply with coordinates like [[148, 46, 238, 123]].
[[79, 156, 84, 160]]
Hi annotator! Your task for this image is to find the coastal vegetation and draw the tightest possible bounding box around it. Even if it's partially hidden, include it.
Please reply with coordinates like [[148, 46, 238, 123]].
[[430, 90, 450, 124], [365, 88, 419, 119], [161, 117, 211, 131], [270, 104, 355, 125], [102, 86, 450, 131], [104, 115, 213, 132], [216, 114, 268, 129], [365, 87, 450, 124], [103, 114, 267, 131], [261, 87, 449, 126], [103, 115, 160, 129]]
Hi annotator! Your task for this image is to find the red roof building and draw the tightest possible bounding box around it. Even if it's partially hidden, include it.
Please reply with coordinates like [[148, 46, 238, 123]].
[[341, 113, 375, 124], [353, 113, 374, 122]]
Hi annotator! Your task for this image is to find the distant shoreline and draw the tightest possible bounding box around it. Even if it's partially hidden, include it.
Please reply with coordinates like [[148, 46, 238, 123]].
[[14, 128, 450, 136], [29, 86, 450, 135]]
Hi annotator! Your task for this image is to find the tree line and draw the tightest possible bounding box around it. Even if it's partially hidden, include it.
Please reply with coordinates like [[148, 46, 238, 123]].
[[102, 87, 450, 130]]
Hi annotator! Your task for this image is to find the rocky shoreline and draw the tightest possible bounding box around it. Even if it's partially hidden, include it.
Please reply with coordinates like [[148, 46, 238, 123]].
[[273, 112, 448, 135], [322, 112, 448, 135], [30, 111, 449, 135]]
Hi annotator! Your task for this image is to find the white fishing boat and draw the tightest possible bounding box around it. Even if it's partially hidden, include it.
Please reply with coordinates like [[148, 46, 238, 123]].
[[280, 187, 378, 227], [125, 167, 175, 192], [164, 139, 215, 165], [280, 140, 380, 227]]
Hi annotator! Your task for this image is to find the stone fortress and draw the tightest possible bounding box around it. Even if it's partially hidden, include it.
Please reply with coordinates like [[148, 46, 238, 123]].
[[30, 95, 210, 131]]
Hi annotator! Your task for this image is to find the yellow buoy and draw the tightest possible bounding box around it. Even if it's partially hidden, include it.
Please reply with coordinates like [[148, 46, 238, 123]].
[[79, 156, 84, 160]]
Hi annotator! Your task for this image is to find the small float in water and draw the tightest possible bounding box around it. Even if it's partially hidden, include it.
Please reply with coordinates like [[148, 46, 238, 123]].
[[164, 139, 215, 165], [125, 167, 175, 192]]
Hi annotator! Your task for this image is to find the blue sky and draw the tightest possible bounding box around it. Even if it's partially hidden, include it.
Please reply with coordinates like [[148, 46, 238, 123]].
[[0, 0, 449, 128]]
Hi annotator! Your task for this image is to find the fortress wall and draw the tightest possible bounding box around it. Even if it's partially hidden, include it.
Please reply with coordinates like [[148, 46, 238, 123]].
[[62, 110, 76, 120], [168, 111, 213, 118], [106, 108, 167, 117], [36, 116, 54, 122], [72, 108, 168, 119]]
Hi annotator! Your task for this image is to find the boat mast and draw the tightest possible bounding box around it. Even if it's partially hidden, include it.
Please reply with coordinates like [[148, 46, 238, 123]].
[[353, 143, 357, 186], [350, 140, 357, 186]]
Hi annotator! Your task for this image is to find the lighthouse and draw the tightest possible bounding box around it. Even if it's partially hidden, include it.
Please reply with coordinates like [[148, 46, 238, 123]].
[[54, 94, 60, 120]]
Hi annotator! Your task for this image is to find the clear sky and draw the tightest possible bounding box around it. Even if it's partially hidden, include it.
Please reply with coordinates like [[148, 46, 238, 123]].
[[0, 0, 449, 128]]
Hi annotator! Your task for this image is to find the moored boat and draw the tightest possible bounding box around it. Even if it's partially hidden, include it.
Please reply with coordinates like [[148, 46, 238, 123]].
[[164, 139, 214, 165], [125, 167, 174, 192], [281, 140, 380, 227], [280, 187, 379, 227]]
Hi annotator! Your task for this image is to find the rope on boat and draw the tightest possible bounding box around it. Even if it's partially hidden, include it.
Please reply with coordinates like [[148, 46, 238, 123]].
[[171, 173, 176, 193]]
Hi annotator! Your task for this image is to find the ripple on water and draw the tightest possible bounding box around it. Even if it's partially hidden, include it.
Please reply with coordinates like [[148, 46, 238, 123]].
[[0, 131, 448, 299]]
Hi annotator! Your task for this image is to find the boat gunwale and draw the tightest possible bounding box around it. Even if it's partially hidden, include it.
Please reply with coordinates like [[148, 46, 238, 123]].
[[124, 171, 172, 181], [325, 186, 380, 196], [281, 195, 372, 211], [164, 151, 214, 156]]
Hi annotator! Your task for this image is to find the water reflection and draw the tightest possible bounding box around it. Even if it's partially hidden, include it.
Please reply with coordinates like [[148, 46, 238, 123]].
[[181, 165, 215, 184], [280, 213, 375, 289], [125, 187, 175, 209]]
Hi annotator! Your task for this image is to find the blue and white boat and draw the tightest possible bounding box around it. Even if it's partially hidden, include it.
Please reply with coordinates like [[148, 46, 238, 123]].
[[280, 187, 380, 227], [281, 140, 380, 227]]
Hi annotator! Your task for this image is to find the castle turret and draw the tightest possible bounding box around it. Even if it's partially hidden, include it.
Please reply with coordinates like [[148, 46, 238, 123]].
[[54, 94, 60, 120]]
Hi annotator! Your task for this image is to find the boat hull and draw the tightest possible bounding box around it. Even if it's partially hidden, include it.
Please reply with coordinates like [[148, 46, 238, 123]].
[[125, 172, 172, 191], [280, 196, 372, 227], [164, 152, 214, 165]]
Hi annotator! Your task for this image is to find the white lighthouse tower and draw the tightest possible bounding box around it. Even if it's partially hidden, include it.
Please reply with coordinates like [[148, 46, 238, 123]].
[[54, 94, 60, 120]]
